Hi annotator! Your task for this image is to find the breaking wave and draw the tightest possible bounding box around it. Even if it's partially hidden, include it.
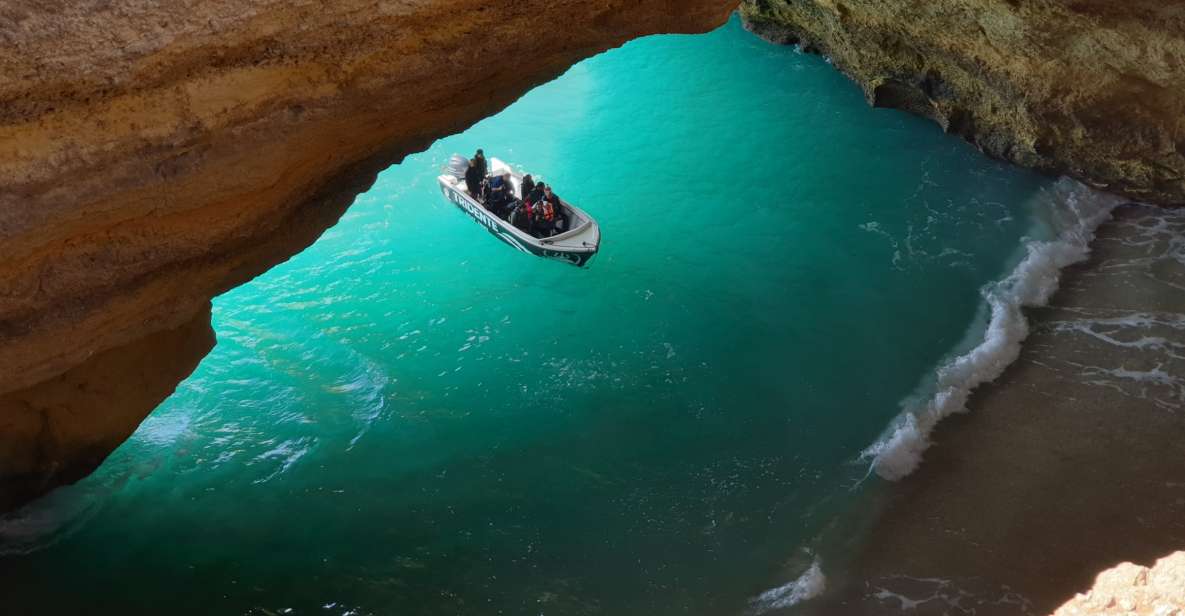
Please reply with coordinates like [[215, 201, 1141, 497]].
[[750, 559, 827, 613], [863, 179, 1126, 480]]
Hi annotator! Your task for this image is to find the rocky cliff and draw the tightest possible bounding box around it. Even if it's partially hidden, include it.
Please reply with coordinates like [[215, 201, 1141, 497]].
[[740, 0, 1185, 205], [1055, 552, 1185, 616], [0, 0, 736, 510]]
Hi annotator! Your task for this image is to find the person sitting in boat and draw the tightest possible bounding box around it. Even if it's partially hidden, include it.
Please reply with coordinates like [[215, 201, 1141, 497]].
[[487, 173, 514, 218], [526, 182, 544, 208], [535, 196, 558, 238], [542, 185, 567, 233], [513, 184, 540, 234], [520, 174, 536, 200], [509, 198, 532, 232], [525, 183, 546, 236], [464, 158, 484, 200]]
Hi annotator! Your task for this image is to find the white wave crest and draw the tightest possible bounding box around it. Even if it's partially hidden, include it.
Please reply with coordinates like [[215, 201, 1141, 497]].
[[863, 179, 1125, 481], [750, 559, 827, 613]]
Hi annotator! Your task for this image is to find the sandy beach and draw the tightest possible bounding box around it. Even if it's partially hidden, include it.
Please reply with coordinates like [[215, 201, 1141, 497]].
[[809, 203, 1185, 614]]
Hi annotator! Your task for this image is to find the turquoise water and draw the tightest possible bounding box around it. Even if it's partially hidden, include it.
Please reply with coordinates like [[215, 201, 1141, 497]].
[[1, 15, 1061, 615]]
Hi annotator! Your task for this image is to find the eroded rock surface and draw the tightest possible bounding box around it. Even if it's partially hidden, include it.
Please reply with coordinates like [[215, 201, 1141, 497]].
[[0, 305, 214, 511], [0, 0, 735, 508], [740, 0, 1185, 204], [1054, 552, 1185, 616]]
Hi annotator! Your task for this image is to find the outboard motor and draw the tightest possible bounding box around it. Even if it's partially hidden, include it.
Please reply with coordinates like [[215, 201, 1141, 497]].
[[446, 154, 470, 179]]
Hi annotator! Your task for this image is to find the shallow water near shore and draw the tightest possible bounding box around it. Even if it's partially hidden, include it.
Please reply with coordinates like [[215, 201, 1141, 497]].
[[810, 203, 1185, 615], [0, 15, 1096, 614]]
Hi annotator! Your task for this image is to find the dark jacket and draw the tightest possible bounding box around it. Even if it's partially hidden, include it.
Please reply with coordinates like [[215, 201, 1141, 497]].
[[473, 154, 488, 179], [464, 164, 483, 196], [520, 177, 536, 200], [487, 177, 512, 212]]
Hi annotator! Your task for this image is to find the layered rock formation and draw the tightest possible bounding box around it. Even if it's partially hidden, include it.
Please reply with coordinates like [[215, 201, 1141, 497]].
[[0, 0, 736, 509], [739, 0, 1185, 205]]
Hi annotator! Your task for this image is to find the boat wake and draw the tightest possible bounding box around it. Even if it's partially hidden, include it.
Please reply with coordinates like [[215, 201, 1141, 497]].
[[862, 179, 1126, 480]]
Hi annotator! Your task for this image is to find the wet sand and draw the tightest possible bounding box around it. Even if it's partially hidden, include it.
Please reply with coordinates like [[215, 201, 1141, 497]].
[[813, 204, 1185, 614]]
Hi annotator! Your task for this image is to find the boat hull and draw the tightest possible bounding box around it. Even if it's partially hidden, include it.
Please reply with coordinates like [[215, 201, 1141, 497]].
[[438, 177, 598, 267]]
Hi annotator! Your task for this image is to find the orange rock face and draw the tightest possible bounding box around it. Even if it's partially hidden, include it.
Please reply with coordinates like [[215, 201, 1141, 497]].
[[0, 306, 215, 511], [0, 0, 736, 509]]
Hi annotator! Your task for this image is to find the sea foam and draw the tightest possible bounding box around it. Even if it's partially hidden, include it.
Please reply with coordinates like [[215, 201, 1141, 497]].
[[750, 559, 827, 613], [863, 179, 1125, 480]]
